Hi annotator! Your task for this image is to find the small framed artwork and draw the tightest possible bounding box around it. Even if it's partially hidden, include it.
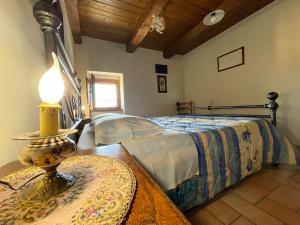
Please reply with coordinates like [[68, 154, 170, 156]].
[[217, 47, 245, 72], [155, 64, 168, 74], [157, 75, 167, 93]]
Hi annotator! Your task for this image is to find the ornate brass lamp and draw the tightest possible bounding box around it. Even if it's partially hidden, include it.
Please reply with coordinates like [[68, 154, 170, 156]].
[[13, 53, 77, 201]]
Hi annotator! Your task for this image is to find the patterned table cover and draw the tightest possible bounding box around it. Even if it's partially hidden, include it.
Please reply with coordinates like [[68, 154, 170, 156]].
[[0, 155, 136, 225]]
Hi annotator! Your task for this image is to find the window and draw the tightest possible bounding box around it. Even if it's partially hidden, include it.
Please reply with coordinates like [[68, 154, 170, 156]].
[[93, 78, 121, 111], [86, 72, 124, 113]]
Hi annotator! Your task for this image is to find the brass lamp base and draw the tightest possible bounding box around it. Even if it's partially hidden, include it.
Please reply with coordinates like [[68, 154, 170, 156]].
[[13, 129, 78, 202], [21, 164, 76, 202]]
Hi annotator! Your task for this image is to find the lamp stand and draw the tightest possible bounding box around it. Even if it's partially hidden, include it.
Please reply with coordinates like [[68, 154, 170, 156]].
[[14, 129, 78, 202], [21, 163, 75, 201]]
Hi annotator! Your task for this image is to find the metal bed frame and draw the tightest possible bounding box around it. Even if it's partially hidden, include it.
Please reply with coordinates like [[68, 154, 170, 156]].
[[32, 0, 85, 141], [176, 92, 279, 126]]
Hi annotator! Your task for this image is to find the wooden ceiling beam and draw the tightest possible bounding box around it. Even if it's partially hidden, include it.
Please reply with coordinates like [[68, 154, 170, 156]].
[[64, 0, 82, 44], [126, 0, 170, 53], [163, 0, 274, 58], [163, 0, 244, 58], [178, 1, 274, 55]]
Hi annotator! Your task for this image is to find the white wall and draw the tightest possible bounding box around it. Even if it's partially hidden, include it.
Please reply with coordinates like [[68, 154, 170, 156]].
[[75, 37, 184, 117], [0, 0, 75, 166], [183, 0, 300, 144], [0, 0, 46, 166]]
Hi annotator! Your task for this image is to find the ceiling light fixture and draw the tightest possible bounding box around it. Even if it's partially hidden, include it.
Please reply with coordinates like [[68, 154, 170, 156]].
[[203, 9, 225, 26], [151, 13, 166, 34]]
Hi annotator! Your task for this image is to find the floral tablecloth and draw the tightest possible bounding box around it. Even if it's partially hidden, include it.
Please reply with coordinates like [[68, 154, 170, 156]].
[[0, 155, 136, 225]]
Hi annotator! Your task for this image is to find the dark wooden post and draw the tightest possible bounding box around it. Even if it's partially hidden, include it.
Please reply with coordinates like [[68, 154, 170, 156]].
[[176, 102, 180, 115], [266, 92, 279, 126], [33, 0, 62, 66]]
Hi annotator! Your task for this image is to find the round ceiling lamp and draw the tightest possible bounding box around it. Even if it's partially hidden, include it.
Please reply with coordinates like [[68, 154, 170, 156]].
[[203, 9, 225, 26]]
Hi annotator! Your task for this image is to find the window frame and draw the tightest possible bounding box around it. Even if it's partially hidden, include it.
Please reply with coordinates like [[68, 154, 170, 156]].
[[92, 78, 121, 112]]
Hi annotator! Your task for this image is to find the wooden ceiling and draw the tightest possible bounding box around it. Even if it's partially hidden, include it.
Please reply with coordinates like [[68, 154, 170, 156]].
[[64, 0, 274, 58]]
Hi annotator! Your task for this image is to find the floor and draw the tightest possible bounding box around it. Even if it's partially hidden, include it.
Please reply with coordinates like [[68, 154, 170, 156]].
[[187, 165, 300, 225]]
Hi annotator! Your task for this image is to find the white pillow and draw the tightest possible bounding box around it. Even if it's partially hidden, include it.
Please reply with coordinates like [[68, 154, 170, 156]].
[[90, 113, 117, 127], [92, 114, 164, 145]]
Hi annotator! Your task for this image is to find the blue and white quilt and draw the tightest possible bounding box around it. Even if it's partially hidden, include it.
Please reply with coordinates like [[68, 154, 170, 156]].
[[122, 115, 300, 212]]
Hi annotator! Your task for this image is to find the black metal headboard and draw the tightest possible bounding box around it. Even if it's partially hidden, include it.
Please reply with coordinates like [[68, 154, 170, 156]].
[[176, 92, 279, 126], [32, 0, 83, 131]]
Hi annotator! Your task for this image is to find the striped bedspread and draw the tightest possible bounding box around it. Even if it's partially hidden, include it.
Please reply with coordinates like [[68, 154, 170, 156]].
[[148, 116, 300, 211]]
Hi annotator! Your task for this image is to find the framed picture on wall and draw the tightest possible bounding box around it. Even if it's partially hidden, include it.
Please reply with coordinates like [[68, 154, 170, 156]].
[[155, 64, 168, 74], [157, 75, 167, 93], [217, 47, 245, 72]]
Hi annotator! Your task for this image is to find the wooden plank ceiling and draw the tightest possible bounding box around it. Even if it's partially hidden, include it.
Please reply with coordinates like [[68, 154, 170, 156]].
[[65, 0, 274, 58]]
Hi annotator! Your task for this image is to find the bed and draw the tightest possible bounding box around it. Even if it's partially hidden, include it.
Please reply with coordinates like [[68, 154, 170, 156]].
[[77, 93, 300, 212]]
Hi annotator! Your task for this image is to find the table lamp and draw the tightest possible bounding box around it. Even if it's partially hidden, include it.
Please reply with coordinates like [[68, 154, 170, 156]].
[[39, 52, 65, 136], [13, 52, 78, 202]]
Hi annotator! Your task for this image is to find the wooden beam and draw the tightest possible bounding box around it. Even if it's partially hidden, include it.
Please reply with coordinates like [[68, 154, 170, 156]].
[[163, 0, 243, 58], [126, 0, 169, 53], [64, 0, 82, 44]]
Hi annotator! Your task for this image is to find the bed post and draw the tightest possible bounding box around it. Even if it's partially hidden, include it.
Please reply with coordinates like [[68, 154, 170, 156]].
[[33, 0, 83, 132], [266, 92, 279, 126], [176, 102, 180, 115], [267, 92, 279, 167], [33, 0, 62, 66]]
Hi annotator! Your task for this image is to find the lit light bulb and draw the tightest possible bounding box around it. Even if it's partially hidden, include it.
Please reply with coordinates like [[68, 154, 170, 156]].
[[39, 52, 64, 104], [210, 12, 217, 24]]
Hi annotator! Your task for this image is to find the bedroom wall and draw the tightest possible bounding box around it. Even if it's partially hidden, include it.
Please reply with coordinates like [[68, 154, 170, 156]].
[[0, 0, 46, 166], [75, 37, 184, 117], [182, 0, 300, 144], [0, 0, 75, 166]]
